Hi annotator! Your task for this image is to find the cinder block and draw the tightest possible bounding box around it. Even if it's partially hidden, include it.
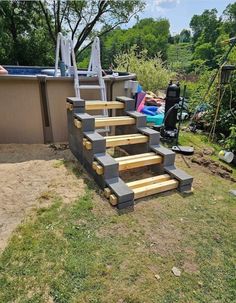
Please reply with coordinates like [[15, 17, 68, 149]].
[[164, 165, 193, 189], [106, 177, 134, 204], [117, 200, 134, 210], [116, 96, 135, 111], [83, 132, 106, 171], [67, 97, 85, 109], [138, 127, 160, 146], [74, 113, 95, 132], [179, 183, 192, 192], [95, 153, 119, 179], [127, 111, 147, 128], [151, 145, 176, 166], [67, 103, 85, 162]]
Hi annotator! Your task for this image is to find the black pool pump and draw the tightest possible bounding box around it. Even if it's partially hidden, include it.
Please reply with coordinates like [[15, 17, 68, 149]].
[[162, 80, 181, 138]]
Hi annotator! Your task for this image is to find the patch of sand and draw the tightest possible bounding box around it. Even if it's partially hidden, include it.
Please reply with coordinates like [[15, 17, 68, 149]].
[[0, 144, 85, 252]]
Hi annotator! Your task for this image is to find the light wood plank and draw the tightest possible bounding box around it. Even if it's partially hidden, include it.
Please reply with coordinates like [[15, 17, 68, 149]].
[[74, 119, 82, 128], [85, 101, 124, 110], [127, 174, 171, 189], [118, 155, 162, 171], [109, 194, 118, 206], [95, 116, 135, 127], [83, 138, 87, 146], [133, 179, 179, 200], [66, 102, 73, 111], [92, 161, 98, 170], [106, 133, 141, 140], [106, 135, 148, 148], [115, 152, 155, 162], [104, 188, 111, 198], [96, 165, 104, 175], [85, 141, 92, 150]]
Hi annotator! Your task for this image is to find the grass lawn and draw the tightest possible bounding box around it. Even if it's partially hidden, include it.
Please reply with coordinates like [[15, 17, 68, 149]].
[[0, 133, 235, 303]]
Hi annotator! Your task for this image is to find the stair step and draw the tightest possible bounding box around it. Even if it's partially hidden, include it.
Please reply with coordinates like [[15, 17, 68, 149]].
[[116, 152, 162, 171], [93, 152, 162, 175], [133, 179, 179, 200], [83, 133, 148, 150], [95, 116, 135, 128], [107, 179, 179, 205], [85, 101, 124, 110], [79, 85, 101, 90], [126, 174, 171, 189], [105, 134, 148, 148]]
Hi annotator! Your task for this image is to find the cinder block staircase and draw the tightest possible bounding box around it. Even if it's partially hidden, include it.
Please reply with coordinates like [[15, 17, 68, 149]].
[[66, 96, 193, 209]]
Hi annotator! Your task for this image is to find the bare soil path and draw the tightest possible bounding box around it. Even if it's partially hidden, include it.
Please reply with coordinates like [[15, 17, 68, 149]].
[[0, 144, 85, 252]]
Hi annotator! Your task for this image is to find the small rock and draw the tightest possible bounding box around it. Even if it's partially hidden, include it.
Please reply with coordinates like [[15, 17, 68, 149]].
[[172, 266, 181, 277], [229, 190, 236, 197], [155, 274, 160, 280]]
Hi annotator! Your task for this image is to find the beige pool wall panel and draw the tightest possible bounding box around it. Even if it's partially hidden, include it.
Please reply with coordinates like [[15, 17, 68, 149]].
[[0, 74, 136, 144], [0, 77, 44, 143]]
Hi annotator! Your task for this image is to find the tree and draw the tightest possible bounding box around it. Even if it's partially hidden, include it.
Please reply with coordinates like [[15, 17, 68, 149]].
[[223, 3, 236, 37], [0, 0, 54, 65], [190, 9, 220, 44], [179, 29, 191, 43], [38, 0, 145, 55], [99, 18, 170, 68]]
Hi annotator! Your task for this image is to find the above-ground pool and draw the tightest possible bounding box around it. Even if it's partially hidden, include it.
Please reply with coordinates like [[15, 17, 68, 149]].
[[0, 66, 136, 144]]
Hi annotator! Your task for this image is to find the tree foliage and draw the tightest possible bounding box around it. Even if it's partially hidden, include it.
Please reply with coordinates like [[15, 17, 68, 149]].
[[38, 0, 145, 54], [115, 46, 175, 91], [97, 18, 170, 68]]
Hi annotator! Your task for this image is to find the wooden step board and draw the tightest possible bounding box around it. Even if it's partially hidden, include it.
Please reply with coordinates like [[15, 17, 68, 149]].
[[93, 152, 162, 175], [105, 177, 179, 205], [83, 133, 148, 150], [74, 116, 135, 129], [115, 152, 162, 171], [85, 101, 124, 110]]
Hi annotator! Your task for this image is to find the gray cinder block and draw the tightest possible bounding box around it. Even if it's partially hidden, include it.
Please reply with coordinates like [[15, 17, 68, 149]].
[[95, 153, 119, 179], [106, 177, 134, 205], [164, 165, 193, 190], [82, 132, 106, 173], [151, 145, 176, 166], [67, 97, 85, 110], [127, 111, 147, 128], [138, 127, 160, 146], [67, 101, 85, 162], [74, 113, 95, 132], [116, 96, 135, 111], [117, 200, 134, 210]]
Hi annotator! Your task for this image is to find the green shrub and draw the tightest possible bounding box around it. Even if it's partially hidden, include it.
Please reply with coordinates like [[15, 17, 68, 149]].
[[225, 125, 236, 151], [115, 46, 175, 92]]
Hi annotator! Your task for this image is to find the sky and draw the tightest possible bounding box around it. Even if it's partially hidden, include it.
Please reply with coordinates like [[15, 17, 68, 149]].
[[124, 0, 236, 34]]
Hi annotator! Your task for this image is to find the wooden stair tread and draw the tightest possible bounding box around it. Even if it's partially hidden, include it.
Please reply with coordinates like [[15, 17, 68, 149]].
[[85, 101, 124, 110], [74, 116, 135, 129], [126, 174, 171, 189], [115, 152, 155, 162], [105, 134, 148, 147], [117, 154, 162, 171], [133, 179, 179, 200], [93, 152, 162, 175], [106, 133, 142, 140]]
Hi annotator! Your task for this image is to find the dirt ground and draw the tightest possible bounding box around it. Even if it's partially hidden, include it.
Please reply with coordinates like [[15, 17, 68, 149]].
[[0, 144, 86, 252]]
